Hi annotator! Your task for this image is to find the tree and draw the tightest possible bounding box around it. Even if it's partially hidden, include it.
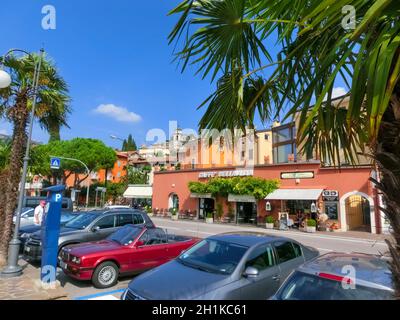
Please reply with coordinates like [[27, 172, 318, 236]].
[[123, 166, 150, 185], [30, 138, 117, 188], [0, 139, 11, 171], [169, 0, 400, 296], [122, 134, 137, 151], [0, 53, 70, 266]]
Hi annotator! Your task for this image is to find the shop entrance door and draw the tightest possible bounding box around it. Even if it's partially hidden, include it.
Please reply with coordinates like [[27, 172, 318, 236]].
[[236, 202, 257, 225], [199, 198, 215, 220]]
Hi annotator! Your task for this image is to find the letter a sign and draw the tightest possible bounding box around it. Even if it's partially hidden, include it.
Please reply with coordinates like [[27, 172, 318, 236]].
[[50, 157, 61, 170]]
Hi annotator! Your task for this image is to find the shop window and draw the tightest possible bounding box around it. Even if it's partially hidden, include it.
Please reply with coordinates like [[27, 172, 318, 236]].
[[324, 202, 339, 220]]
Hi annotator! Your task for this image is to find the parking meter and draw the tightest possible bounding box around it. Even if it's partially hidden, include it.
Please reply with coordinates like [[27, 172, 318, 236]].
[[40, 185, 65, 283]]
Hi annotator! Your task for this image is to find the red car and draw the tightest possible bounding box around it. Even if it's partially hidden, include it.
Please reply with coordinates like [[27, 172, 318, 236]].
[[60, 225, 199, 288]]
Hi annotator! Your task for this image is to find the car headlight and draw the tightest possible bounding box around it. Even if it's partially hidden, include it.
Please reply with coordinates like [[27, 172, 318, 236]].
[[71, 256, 81, 264]]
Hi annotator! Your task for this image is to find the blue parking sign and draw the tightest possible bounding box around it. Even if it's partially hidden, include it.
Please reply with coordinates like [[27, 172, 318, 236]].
[[50, 157, 61, 169]]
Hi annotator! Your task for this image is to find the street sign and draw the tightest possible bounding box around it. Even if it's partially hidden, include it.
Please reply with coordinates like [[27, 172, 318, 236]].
[[50, 157, 61, 169]]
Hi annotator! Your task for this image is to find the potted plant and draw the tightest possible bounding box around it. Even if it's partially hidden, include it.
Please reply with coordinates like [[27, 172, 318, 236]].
[[306, 219, 317, 233], [265, 216, 275, 229], [170, 208, 178, 220], [329, 222, 341, 232], [205, 212, 214, 224], [145, 206, 153, 216]]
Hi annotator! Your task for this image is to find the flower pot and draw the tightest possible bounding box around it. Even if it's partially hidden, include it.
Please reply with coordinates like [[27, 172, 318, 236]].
[[306, 226, 316, 233], [206, 218, 214, 224], [266, 223, 274, 229], [171, 215, 178, 221]]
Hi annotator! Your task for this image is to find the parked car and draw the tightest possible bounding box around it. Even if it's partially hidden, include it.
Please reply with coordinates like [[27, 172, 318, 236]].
[[13, 207, 35, 228], [272, 252, 394, 300], [18, 211, 79, 251], [23, 196, 73, 212], [121, 232, 319, 300], [23, 209, 155, 262], [60, 225, 199, 288]]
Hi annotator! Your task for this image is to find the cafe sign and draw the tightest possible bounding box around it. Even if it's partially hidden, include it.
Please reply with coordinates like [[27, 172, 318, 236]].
[[199, 169, 254, 179], [322, 190, 339, 202], [280, 171, 314, 179]]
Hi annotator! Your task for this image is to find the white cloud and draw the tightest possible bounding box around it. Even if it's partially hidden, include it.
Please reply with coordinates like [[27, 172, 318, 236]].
[[93, 104, 142, 123], [324, 87, 348, 101], [332, 87, 348, 98], [0, 129, 7, 135]]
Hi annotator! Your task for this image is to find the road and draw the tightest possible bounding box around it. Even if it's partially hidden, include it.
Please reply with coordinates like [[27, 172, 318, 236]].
[[61, 217, 390, 300]]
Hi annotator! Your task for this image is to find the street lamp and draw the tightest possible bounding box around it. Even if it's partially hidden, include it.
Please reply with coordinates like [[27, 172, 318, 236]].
[[1, 48, 44, 278]]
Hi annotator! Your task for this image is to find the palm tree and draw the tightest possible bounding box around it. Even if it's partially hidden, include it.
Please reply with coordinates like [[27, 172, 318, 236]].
[[0, 53, 70, 266], [169, 0, 400, 297], [0, 139, 11, 170]]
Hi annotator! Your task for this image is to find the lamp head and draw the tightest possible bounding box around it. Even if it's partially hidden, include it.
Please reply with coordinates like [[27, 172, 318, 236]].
[[0, 69, 11, 89]]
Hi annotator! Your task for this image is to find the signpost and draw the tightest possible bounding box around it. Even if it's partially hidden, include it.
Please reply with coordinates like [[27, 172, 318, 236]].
[[50, 156, 90, 208], [50, 157, 61, 170]]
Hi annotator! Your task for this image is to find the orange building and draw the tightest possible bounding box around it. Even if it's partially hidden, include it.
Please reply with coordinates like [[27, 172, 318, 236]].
[[65, 151, 129, 188]]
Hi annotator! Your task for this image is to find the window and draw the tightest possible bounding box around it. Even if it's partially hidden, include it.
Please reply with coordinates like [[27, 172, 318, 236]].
[[245, 245, 275, 271], [274, 241, 298, 263], [273, 127, 291, 144], [94, 215, 115, 229], [292, 242, 303, 258], [139, 228, 166, 245], [264, 134, 269, 141], [117, 214, 134, 227], [117, 172, 121, 178], [117, 161, 121, 167], [133, 214, 145, 225], [273, 144, 293, 164]]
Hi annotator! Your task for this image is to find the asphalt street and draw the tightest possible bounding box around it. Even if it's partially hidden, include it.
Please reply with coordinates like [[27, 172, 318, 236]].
[[60, 217, 390, 300]]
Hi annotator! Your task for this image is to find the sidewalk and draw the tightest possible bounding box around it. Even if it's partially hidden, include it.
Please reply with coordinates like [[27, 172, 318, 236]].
[[0, 260, 69, 300], [152, 216, 391, 243]]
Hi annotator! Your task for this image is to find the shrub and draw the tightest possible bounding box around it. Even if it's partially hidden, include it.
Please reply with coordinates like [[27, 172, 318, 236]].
[[169, 208, 177, 215], [216, 203, 223, 219], [265, 216, 275, 224], [307, 219, 317, 227], [206, 212, 213, 219]]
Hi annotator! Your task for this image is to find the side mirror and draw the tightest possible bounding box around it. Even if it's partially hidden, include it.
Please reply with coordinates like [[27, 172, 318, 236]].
[[243, 266, 259, 278], [92, 226, 100, 232], [135, 240, 144, 247]]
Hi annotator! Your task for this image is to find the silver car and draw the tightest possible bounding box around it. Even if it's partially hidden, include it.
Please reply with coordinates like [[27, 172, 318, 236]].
[[121, 232, 319, 300], [272, 252, 394, 300]]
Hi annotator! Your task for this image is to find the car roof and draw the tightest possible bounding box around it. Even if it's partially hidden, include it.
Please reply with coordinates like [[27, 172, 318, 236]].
[[208, 232, 288, 247], [298, 252, 393, 289]]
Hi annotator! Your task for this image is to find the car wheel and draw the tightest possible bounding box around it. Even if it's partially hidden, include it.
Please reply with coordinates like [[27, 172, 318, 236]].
[[92, 261, 119, 289]]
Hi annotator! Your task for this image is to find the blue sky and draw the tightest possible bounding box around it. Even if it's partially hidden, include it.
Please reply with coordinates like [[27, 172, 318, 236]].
[[0, 1, 348, 148]]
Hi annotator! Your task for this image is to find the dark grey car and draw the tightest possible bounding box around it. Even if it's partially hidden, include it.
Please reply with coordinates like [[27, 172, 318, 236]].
[[23, 209, 155, 262], [121, 232, 319, 300], [272, 252, 394, 300]]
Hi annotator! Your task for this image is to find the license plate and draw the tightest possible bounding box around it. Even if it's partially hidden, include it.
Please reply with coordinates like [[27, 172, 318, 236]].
[[60, 261, 67, 270]]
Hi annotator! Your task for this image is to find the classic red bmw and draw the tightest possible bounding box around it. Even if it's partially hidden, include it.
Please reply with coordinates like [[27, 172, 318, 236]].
[[60, 224, 199, 288]]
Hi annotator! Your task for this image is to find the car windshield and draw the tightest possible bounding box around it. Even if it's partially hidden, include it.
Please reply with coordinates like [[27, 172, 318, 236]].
[[107, 225, 143, 245], [277, 271, 394, 300], [60, 213, 77, 224], [64, 213, 98, 230], [177, 239, 248, 275]]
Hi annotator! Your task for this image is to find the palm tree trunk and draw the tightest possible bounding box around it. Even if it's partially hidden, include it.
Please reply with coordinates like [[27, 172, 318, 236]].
[[48, 121, 61, 142], [0, 102, 29, 267], [372, 90, 400, 299]]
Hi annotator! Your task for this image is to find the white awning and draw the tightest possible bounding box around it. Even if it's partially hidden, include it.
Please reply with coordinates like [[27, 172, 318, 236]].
[[265, 189, 323, 200], [123, 185, 153, 199]]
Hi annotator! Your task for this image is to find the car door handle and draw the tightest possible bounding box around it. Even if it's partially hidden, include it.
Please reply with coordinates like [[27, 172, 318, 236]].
[[272, 275, 280, 281]]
